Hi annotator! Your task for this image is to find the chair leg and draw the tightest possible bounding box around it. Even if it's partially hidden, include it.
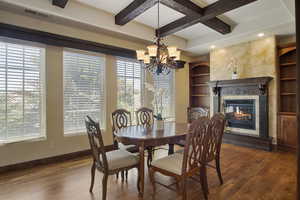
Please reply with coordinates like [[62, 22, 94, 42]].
[[116, 172, 119, 179], [215, 156, 223, 185], [125, 170, 128, 180], [102, 174, 108, 200], [137, 167, 141, 192], [200, 166, 209, 200], [181, 179, 187, 200], [175, 177, 181, 195], [121, 171, 124, 182], [147, 148, 153, 167], [168, 144, 174, 155], [149, 167, 156, 194], [89, 161, 96, 193]]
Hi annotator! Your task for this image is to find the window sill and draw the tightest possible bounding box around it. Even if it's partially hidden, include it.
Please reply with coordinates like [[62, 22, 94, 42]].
[[0, 136, 47, 146], [64, 129, 106, 137]]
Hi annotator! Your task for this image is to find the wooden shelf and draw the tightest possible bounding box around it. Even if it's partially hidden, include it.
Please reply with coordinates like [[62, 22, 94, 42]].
[[280, 93, 296, 96], [278, 112, 296, 116], [191, 73, 210, 77], [280, 62, 296, 66], [280, 77, 296, 81], [191, 94, 210, 97], [277, 44, 297, 150], [191, 83, 208, 87]]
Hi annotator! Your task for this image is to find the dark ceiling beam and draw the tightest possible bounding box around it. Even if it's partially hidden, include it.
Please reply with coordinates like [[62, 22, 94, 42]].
[[160, 0, 203, 18], [158, 0, 230, 36], [115, 0, 157, 25], [52, 0, 69, 8], [157, 0, 257, 37]]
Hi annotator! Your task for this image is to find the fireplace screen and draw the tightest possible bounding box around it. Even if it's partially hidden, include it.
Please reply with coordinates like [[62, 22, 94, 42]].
[[223, 99, 256, 130]]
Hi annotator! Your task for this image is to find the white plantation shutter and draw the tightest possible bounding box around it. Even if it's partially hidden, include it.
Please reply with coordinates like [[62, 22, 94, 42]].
[[0, 40, 45, 142], [153, 71, 175, 120], [63, 51, 105, 134], [116, 58, 144, 121]]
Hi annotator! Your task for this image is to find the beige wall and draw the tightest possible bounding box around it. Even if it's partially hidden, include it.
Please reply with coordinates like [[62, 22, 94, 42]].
[[210, 36, 277, 142], [0, 10, 190, 167]]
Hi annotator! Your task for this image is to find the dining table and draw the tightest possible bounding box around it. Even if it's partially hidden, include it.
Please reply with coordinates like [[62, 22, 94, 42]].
[[114, 122, 189, 198]]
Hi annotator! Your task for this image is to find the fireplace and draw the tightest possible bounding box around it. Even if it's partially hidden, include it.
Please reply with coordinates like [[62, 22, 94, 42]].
[[224, 99, 256, 130], [209, 77, 273, 151]]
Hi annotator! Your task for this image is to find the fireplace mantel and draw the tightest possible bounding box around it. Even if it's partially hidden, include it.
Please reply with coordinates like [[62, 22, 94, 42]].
[[208, 77, 273, 96], [208, 76, 273, 151]]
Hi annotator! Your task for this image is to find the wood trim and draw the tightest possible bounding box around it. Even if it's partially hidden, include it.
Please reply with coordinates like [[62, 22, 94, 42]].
[[223, 132, 272, 151], [157, 0, 257, 37], [296, 0, 300, 198], [0, 23, 136, 59], [115, 0, 157, 25], [0, 145, 115, 173], [52, 0, 69, 8]]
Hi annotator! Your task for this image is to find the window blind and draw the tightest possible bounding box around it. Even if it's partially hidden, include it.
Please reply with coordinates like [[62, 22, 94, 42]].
[[63, 51, 105, 133], [153, 71, 175, 120], [0, 41, 45, 142], [116, 58, 144, 121]]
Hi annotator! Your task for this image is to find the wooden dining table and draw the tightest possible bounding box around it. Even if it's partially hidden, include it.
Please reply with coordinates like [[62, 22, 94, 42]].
[[114, 122, 189, 198]]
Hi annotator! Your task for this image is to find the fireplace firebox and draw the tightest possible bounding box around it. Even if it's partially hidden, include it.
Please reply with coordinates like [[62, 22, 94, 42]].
[[224, 99, 256, 130]]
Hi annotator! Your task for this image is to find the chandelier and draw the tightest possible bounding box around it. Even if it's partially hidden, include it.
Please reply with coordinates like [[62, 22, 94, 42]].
[[136, 0, 185, 75]]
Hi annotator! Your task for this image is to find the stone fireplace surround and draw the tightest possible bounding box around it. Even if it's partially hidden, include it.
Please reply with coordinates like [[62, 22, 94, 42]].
[[209, 77, 273, 151]]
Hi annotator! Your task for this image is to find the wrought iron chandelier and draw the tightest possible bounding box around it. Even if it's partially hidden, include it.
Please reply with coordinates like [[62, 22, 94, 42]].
[[136, 0, 185, 75]]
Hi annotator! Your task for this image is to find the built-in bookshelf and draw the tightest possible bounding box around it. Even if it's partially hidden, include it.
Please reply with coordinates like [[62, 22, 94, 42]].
[[189, 62, 210, 109], [277, 43, 297, 151]]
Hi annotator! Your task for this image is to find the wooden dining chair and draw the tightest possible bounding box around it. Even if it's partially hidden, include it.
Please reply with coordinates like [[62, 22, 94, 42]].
[[149, 113, 226, 200], [149, 117, 211, 200], [135, 107, 156, 167], [135, 107, 154, 126], [111, 109, 134, 149], [173, 113, 226, 199], [85, 116, 140, 200], [111, 109, 138, 179]]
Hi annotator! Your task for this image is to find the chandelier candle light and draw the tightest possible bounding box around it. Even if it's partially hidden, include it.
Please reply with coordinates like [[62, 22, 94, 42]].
[[136, 0, 186, 75]]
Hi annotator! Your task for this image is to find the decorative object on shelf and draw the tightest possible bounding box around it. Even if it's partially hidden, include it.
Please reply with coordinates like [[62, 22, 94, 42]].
[[145, 82, 166, 130], [136, 0, 185, 75], [227, 58, 239, 79]]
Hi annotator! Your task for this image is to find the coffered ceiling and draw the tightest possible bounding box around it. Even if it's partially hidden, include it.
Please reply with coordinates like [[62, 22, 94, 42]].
[[75, 0, 295, 54], [0, 0, 295, 55]]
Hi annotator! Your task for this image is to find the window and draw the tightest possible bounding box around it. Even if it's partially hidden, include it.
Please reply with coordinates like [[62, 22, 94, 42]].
[[116, 58, 144, 120], [0, 40, 45, 142], [153, 71, 175, 120], [63, 50, 105, 134]]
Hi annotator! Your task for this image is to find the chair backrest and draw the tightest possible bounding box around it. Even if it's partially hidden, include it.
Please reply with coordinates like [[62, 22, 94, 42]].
[[85, 116, 108, 172], [181, 117, 210, 174], [135, 107, 154, 126], [205, 113, 226, 162], [187, 107, 210, 123], [111, 109, 132, 133]]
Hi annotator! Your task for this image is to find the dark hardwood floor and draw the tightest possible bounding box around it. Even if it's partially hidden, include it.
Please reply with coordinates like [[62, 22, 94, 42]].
[[0, 144, 296, 200]]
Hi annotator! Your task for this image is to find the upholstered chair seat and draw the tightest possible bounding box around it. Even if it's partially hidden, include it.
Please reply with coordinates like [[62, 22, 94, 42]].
[[106, 149, 139, 170], [151, 153, 183, 175], [118, 143, 136, 151]]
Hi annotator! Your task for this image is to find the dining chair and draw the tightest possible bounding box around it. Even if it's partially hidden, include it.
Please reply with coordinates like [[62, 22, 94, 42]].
[[149, 113, 226, 200], [111, 109, 135, 150], [180, 113, 226, 185], [85, 115, 140, 200], [111, 109, 138, 180], [135, 107, 156, 167], [187, 107, 210, 123], [149, 117, 211, 200]]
